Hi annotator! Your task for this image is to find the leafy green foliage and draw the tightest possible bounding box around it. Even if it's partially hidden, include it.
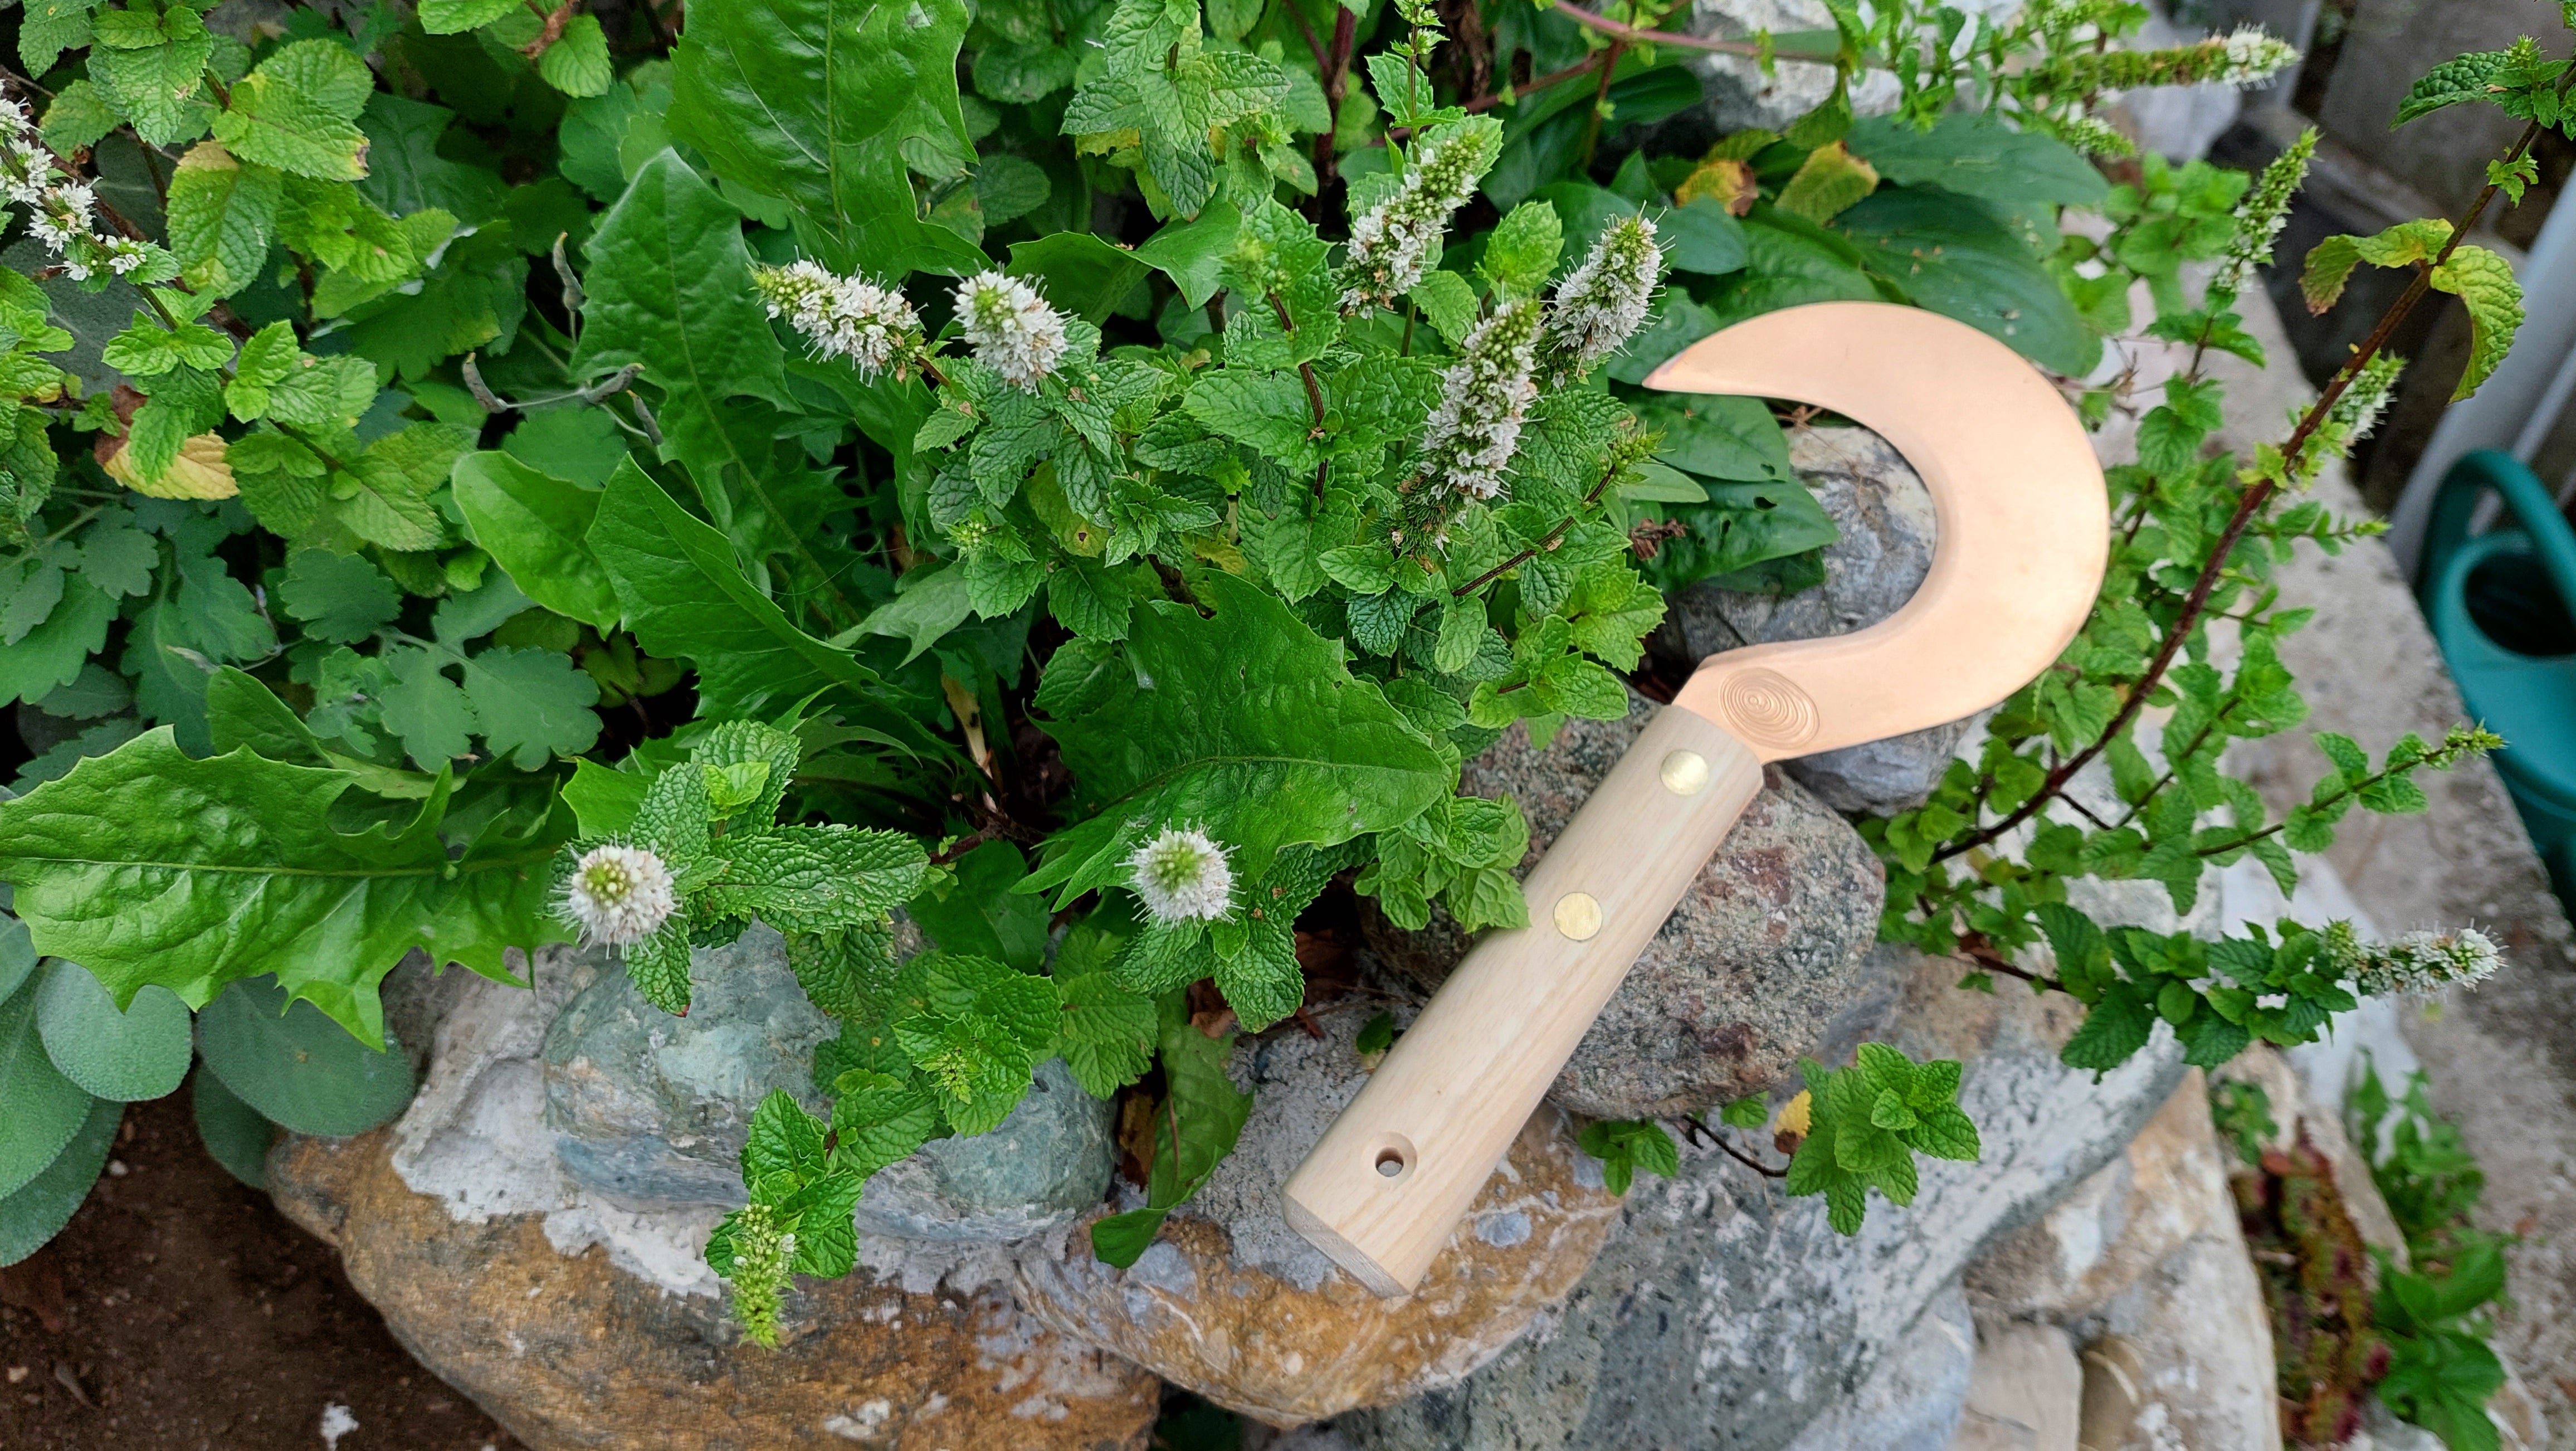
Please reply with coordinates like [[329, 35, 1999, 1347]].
[[33, 957, 192, 1102], [1577, 1117, 1680, 1195], [1785, 1044, 1979, 1234], [195, 975, 416, 1137]]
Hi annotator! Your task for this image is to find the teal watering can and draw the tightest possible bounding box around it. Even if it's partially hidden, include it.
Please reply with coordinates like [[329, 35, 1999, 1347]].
[[2417, 449, 2576, 900]]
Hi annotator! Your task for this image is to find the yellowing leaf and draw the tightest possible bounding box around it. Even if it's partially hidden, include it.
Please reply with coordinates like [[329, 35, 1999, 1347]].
[[1675, 156, 1756, 216], [105, 433, 236, 500], [1778, 1088, 1813, 1138], [1774, 142, 1878, 225]]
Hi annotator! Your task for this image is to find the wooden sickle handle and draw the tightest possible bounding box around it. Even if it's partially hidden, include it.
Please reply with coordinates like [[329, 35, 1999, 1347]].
[[1283, 704, 1763, 1295], [1282, 302, 2108, 1296]]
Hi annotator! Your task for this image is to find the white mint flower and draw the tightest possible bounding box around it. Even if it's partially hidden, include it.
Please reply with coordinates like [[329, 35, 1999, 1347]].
[[1416, 297, 1543, 507], [954, 270, 1069, 391], [2325, 920, 2502, 999], [1539, 214, 1662, 386], [1343, 122, 1496, 313], [753, 259, 923, 381], [2216, 26, 2300, 86], [1128, 825, 1235, 923], [0, 96, 170, 285], [560, 843, 679, 948]]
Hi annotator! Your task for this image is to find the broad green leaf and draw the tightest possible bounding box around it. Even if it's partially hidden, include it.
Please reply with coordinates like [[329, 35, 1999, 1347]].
[[197, 975, 416, 1136], [0, 916, 35, 1004], [0, 729, 573, 1046], [1026, 571, 1449, 904], [1845, 113, 2107, 206], [1130, 199, 1241, 308], [451, 451, 619, 631], [588, 460, 887, 718], [667, 0, 991, 278], [1774, 141, 1879, 224], [35, 959, 191, 1101], [569, 150, 793, 422], [191, 1068, 272, 1188], [857, 565, 975, 664], [0, 1094, 116, 1266], [0, 976, 92, 1198], [1836, 187, 2100, 376], [1007, 232, 1151, 324]]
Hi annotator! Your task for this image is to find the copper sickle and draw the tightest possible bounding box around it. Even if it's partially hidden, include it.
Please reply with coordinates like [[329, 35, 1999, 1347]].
[[1281, 300, 2111, 1296]]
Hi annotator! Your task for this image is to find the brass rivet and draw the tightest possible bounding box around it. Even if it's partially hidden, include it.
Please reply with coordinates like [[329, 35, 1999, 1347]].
[[1553, 892, 1603, 941], [1660, 749, 1711, 796]]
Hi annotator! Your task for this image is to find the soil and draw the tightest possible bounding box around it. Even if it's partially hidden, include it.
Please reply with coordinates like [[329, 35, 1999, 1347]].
[[0, 1087, 526, 1451]]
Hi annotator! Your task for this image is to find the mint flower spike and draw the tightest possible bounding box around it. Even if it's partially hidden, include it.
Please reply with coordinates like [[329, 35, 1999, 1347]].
[[2219, 125, 2316, 293], [954, 269, 1069, 391], [1539, 213, 1663, 387], [753, 259, 924, 382], [1342, 121, 1496, 313], [1128, 825, 1235, 923], [1416, 296, 1544, 514], [0, 97, 161, 283], [2324, 919, 2503, 999], [559, 842, 679, 948]]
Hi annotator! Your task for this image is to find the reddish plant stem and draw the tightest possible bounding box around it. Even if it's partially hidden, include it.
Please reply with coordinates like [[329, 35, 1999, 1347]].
[[1932, 115, 2548, 867]]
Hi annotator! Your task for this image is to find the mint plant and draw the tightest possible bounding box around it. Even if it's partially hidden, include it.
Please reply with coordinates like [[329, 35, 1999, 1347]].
[[0, 0, 2535, 1335]]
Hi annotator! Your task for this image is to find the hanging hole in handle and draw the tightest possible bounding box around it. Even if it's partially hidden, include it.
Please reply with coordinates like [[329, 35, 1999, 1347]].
[[1370, 1134, 1417, 1181]]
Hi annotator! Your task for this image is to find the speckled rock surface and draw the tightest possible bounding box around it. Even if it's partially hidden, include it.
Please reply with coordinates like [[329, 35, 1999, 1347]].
[[540, 922, 1115, 1244], [1367, 690, 1885, 1119], [267, 1129, 1160, 1451], [1334, 943, 2188, 1451], [1013, 1005, 1623, 1426], [1687, 0, 1899, 133], [1778, 1282, 1973, 1451], [1661, 425, 1962, 816], [541, 924, 836, 1205]]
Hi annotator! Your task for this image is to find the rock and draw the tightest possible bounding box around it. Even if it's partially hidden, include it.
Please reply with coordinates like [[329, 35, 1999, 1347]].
[[1950, 1321, 2081, 1451], [1780, 1282, 1974, 1451], [543, 924, 837, 1205], [857, 1058, 1118, 1244], [2354, 1395, 2447, 1451], [1686, 0, 1899, 134], [267, 1131, 1160, 1451], [1369, 690, 1885, 1119], [1335, 943, 2188, 1451], [1013, 1005, 1624, 1425], [1662, 426, 1963, 815], [1964, 1070, 2237, 1318], [542, 922, 1117, 1245], [2072, 1233, 2282, 1451]]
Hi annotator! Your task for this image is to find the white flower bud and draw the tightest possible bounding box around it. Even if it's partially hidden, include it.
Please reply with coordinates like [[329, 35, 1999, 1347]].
[[1539, 214, 1663, 387], [560, 843, 679, 948], [753, 259, 924, 381], [1128, 825, 1235, 923], [1342, 121, 1498, 313], [954, 270, 1069, 391], [2326, 920, 2502, 999], [1416, 297, 1543, 507]]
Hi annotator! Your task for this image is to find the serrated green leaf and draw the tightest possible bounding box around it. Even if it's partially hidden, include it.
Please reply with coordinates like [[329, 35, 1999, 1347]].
[[2429, 245, 2523, 400], [1057, 971, 1157, 1097], [418, 0, 525, 31], [276, 548, 400, 643], [1026, 572, 1448, 904], [538, 14, 614, 96], [569, 150, 793, 420], [458, 645, 602, 768], [707, 826, 930, 932], [2394, 51, 2511, 127], [212, 72, 369, 181]]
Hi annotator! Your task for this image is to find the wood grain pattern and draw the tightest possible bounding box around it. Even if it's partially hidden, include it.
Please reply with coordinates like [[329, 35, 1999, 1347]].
[[1282, 705, 1763, 1295]]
